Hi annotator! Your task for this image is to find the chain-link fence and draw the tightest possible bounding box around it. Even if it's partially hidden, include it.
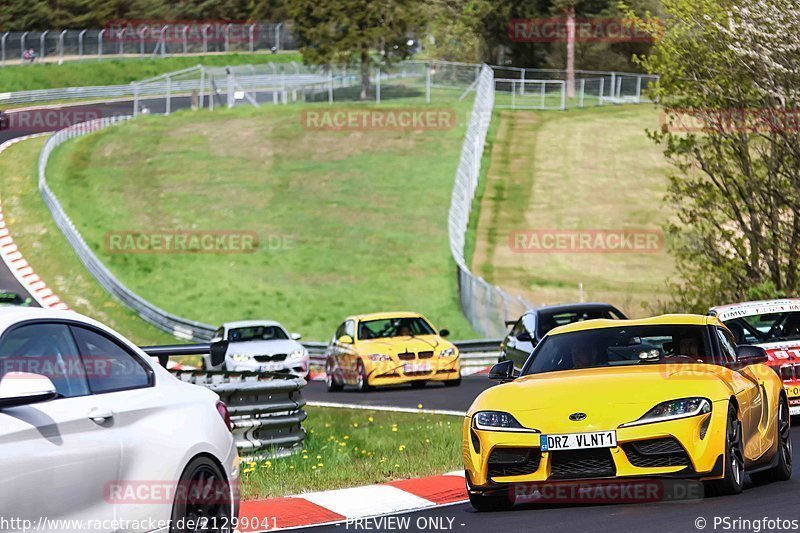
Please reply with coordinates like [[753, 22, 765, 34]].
[[448, 65, 535, 338], [0, 23, 295, 67]]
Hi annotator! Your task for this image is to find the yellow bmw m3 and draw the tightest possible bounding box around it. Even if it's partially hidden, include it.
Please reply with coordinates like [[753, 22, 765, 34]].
[[325, 312, 460, 391], [464, 315, 791, 511]]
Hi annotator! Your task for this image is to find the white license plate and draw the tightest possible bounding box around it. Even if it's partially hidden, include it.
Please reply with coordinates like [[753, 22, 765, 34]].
[[790, 406, 800, 416], [259, 363, 278, 372], [540, 431, 617, 452], [404, 362, 432, 373]]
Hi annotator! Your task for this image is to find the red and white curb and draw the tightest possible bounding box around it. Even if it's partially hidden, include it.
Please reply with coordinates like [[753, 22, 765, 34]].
[[0, 134, 69, 311], [239, 471, 467, 531]]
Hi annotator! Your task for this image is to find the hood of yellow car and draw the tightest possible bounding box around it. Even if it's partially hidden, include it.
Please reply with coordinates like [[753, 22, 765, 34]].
[[469, 364, 732, 433], [357, 335, 452, 355]]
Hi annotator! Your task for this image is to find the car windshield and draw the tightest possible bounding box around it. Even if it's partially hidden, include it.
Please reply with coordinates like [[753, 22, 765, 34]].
[[359, 317, 435, 340], [228, 325, 288, 342], [723, 311, 800, 344], [521, 324, 712, 375], [536, 307, 624, 338]]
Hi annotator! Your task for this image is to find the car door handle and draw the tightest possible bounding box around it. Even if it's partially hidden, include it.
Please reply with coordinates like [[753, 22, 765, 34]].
[[88, 407, 114, 424]]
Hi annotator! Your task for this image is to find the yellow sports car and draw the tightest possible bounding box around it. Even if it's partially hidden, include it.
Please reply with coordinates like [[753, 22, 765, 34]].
[[464, 315, 791, 511], [325, 312, 460, 391]]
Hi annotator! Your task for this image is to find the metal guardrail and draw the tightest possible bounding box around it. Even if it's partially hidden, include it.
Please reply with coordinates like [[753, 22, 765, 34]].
[[173, 370, 306, 459]]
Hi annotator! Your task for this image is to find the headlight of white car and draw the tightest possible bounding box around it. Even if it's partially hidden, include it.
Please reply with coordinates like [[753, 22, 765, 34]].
[[289, 349, 307, 360], [230, 353, 253, 362], [439, 347, 457, 358]]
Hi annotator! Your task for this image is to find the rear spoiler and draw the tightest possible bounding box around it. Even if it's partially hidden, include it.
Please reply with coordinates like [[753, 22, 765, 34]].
[[140, 342, 228, 368]]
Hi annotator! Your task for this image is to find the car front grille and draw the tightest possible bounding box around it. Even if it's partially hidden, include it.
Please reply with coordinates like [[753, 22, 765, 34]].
[[488, 447, 542, 478], [398, 351, 416, 361], [418, 351, 434, 359], [404, 370, 433, 376], [621, 438, 690, 468], [254, 353, 287, 362], [549, 449, 615, 480]]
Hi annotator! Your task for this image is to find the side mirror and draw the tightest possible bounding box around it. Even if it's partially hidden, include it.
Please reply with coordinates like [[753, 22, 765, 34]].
[[488, 360, 517, 382], [736, 345, 768, 366], [338, 335, 354, 344], [439, 329, 450, 338], [0, 373, 58, 409], [291, 333, 302, 341], [210, 340, 230, 368], [516, 331, 532, 342]]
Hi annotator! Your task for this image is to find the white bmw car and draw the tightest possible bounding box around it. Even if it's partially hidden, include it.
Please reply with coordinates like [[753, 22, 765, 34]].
[[0, 307, 239, 532], [204, 320, 309, 378]]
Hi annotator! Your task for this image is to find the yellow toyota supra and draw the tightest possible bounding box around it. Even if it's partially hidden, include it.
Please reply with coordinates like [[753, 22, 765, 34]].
[[325, 311, 460, 391], [464, 315, 791, 511]]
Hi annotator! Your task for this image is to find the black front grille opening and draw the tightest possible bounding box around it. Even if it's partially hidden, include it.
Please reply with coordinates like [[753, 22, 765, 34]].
[[254, 353, 287, 362], [398, 352, 416, 361], [549, 448, 615, 480], [621, 437, 690, 468], [418, 351, 434, 359], [488, 447, 541, 478], [471, 429, 481, 454]]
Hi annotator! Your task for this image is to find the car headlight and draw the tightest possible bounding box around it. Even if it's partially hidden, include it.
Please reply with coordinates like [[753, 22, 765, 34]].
[[368, 353, 392, 362], [621, 397, 711, 427], [472, 411, 537, 433], [230, 353, 252, 362], [439, 347, 457, 358], [289, 349, 307, 360]]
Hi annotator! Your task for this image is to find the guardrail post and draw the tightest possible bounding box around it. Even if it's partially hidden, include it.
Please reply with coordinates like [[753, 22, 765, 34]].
[[560, 81, 566, 110], [58, 30, 67, 64], [133, 83, 139, 116], [635, 75, 642, 104], [40, 30, 48, 60], [275, 22, 283, 51], [540, 81, 545, 109], [78, 29, 87, 59], [520, 69, 526, 95], [166, 75, 171, 115], [1, 32, 8, 66], [182, 26, 188, 54], [579, 78, 585, 108], [598, 78, 604, 106], [199, 67, 206, 109], [226, 67, 234, 108], [98, 29, 105, 60], [249, 24, 255, 53], [138, 27, 146, 57]]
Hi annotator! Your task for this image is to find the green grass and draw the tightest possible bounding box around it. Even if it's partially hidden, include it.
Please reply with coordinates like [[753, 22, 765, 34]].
[[0, 137, 175, 345], [44, 96, 478, 341], [470, 104, 675, 317], [241, 407, 462, 499], [0, 52, 301, 93]]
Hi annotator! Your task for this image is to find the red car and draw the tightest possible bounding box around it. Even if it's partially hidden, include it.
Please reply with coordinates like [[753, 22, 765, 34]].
[[710, 298, 800, 414]]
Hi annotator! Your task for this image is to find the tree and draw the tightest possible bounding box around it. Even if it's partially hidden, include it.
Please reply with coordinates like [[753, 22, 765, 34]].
[[636, 0, 800, 310], [285, 0, 423, 99]]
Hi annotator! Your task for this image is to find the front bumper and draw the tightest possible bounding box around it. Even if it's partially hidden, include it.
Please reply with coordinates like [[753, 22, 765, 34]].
[[229, 358, 309, 378], [463, 403, 727, 490], [366, 357, 460, 385]]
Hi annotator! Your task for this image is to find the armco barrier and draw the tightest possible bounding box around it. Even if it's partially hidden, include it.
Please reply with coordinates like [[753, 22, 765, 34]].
[[171, 370, 307, 459]]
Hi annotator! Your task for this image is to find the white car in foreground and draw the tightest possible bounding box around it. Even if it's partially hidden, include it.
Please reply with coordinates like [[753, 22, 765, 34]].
[[204, 320, 309, 378], [0, 307, 239, 533]]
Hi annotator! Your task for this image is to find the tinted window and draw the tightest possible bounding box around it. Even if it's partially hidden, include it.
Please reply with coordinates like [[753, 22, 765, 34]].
[[358, 317, 433, 339], [536, 308, 620, 338], [70, 326, 151, 393], [228, 325, 288, 342], [0, 323, 89, 398], [522, 325, 712, 375]]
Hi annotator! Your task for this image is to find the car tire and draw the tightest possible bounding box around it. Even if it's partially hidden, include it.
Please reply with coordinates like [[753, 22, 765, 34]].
[[468, 490, 514, 512], [356, 360, 372, 392], [751, 396, 792, 484], [707, 404, 745, 496], [444, 377, 461, 387], [411, 380, 427, 389], [325, 360, 343, 392], [170, 455, 232, 533]]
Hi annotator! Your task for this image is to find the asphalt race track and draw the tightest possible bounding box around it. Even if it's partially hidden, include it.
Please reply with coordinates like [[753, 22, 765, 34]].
[[304, 375, 496, 412], [300, 429, 800, 533]]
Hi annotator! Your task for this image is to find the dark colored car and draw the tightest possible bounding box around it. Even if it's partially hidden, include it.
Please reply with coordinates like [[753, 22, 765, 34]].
[[0, 110, 8, 130], [499, 302, 627, 370], [0, 290, 32, 306]]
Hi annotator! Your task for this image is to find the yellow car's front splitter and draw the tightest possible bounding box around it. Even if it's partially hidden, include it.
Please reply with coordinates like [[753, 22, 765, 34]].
[[367, 359, 460, 386], [463, 405, 727, 491]]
